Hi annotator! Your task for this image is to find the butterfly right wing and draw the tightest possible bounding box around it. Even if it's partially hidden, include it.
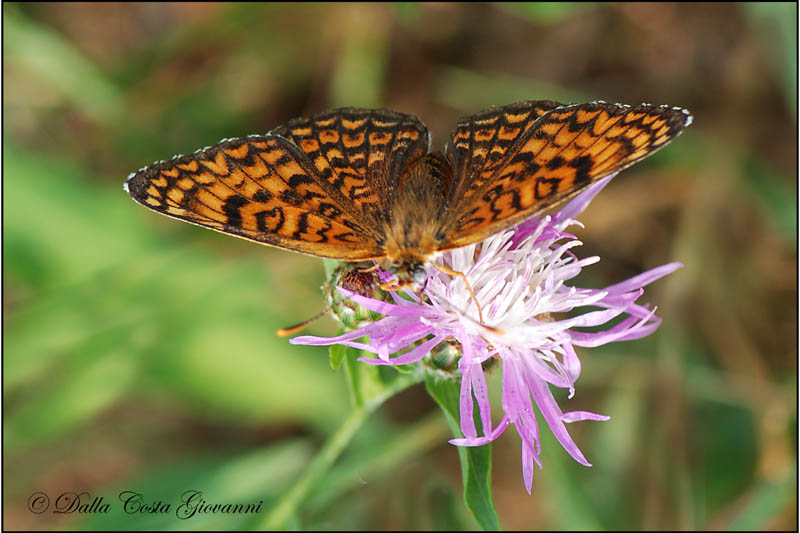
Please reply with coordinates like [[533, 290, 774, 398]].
[[440, 101, 692, 248], [125, 135, 384, 260]]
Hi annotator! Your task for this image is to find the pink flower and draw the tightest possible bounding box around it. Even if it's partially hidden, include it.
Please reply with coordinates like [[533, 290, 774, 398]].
[[291, 174, 681, 493]]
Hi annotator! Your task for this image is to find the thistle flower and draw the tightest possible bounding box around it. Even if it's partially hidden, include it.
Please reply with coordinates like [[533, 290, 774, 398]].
[[291, 174, 682, 493]]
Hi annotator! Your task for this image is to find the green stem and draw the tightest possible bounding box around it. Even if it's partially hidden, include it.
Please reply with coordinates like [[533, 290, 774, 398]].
[[260, 374, 422, 530]]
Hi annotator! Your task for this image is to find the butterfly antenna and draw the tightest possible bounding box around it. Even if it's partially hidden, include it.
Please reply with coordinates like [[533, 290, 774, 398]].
[[276, 307, 331, 337], [432, 263, 485, 324]]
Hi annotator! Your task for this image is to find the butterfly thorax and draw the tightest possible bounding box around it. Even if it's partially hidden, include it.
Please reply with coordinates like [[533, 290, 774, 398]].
[[382, 152, 453, 286]]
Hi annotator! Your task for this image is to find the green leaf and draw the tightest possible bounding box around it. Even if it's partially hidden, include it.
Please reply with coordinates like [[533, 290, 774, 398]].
[[425, 374, 500, 531], [342, 343, 385, 408]]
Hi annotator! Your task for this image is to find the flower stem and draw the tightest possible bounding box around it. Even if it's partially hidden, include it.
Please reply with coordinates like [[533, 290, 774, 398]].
[[260, 374, 422, 530]]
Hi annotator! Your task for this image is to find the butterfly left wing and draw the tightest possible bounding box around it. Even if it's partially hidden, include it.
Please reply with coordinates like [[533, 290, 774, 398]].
[[125, 108, 431, 261], [439, 101, 693, 249]]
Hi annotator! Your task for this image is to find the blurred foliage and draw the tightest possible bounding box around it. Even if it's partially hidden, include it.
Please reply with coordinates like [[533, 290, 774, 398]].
[[3, 2, 796, 530]]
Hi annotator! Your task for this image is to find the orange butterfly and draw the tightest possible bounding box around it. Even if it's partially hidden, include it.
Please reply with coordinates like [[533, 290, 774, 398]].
[[125, 100, 692, 318]]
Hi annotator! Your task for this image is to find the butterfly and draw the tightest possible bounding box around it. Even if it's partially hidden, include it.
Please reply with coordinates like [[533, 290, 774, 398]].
[[125, 100, 692, 321]]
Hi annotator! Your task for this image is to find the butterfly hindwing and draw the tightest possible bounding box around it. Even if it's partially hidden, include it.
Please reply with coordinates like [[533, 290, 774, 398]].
[[440, 101, 692, 248]]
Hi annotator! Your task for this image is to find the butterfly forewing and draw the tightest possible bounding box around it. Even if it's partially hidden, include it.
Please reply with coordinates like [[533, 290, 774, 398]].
[[440, 102, 692, 248]]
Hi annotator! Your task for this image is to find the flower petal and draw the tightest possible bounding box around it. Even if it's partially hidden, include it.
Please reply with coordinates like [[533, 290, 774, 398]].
[[358, 335, 444, 365], [602, 262, 683, 294], [562, 410, 610, 423], [337, 287, 429, 318], [524, 369, 591, 466]]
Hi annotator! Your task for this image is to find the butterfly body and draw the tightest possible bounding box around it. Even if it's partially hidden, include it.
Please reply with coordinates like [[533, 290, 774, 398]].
[[125, 101, 692, 287], [381, 152, 452, 285]]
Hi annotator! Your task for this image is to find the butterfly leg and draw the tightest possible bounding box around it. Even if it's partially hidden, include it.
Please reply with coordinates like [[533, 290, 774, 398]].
[[358, 261, 384, 274], [432, 263, 485, 324], [379, 277, 399, 291]]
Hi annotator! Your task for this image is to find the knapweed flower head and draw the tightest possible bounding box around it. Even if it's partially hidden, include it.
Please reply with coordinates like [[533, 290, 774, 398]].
[[292, 174, 682, 493]]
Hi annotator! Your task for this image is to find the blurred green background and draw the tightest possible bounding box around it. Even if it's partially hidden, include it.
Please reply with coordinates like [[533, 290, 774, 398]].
[[3, 2, 796, 530]]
